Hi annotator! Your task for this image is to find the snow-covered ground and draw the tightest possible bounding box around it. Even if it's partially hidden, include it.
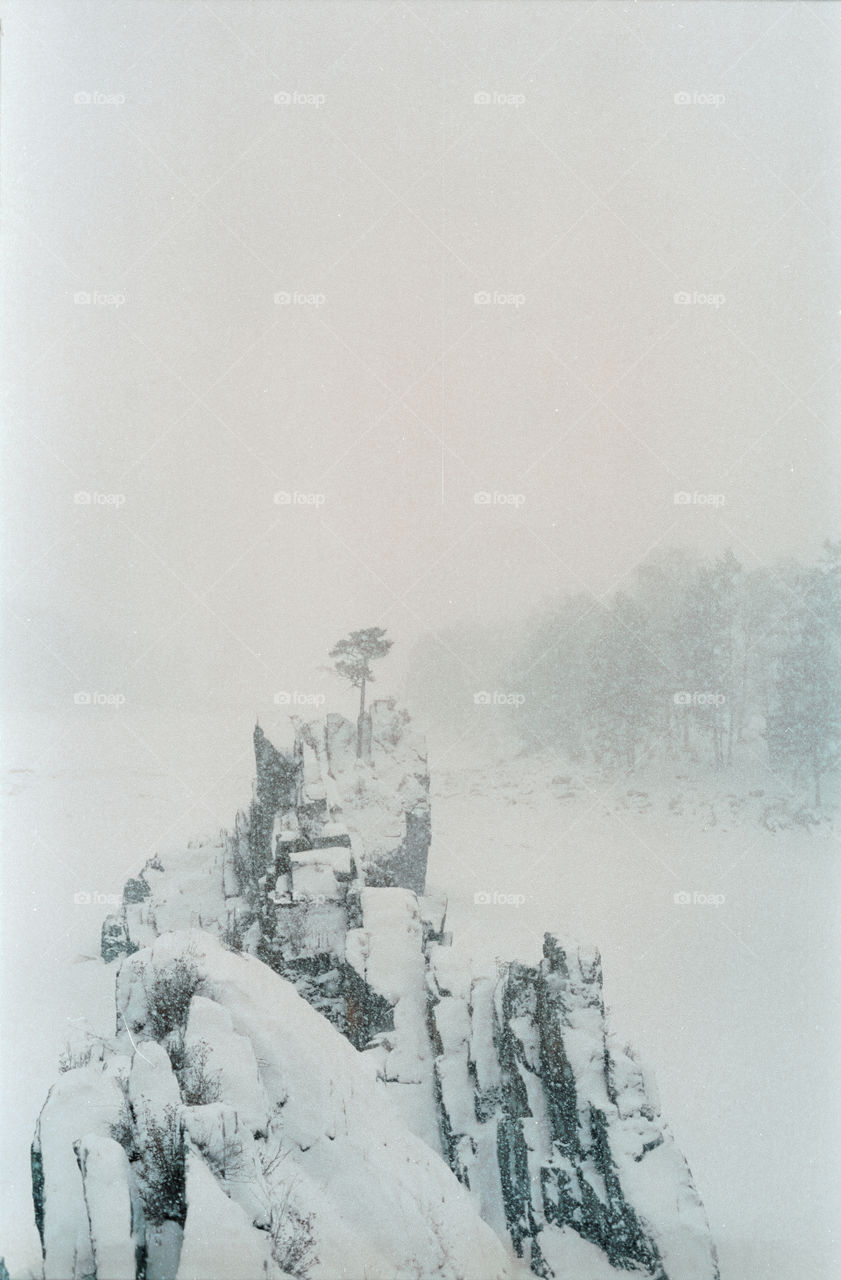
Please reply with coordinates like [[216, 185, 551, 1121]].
[[2, 710, 839, 1278], [427, 746, 841, 1280]]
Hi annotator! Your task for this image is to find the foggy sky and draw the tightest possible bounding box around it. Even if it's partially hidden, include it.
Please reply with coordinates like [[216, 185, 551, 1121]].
[[2, 5, 841, 1276], [2, 0, 839, 723]]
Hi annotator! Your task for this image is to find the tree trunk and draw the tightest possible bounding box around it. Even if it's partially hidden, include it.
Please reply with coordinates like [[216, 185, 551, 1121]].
[[356, 676, 366, 758]]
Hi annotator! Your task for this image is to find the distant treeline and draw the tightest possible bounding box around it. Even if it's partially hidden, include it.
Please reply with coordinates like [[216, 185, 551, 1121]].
[[408, 544, 841, 806]]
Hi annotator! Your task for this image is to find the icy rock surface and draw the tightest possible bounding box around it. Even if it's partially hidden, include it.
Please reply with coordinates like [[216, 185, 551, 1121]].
[[32, 704, 719, 1279]]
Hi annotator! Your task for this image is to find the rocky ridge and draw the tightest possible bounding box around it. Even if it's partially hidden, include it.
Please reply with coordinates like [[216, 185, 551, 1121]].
[[33, 701, 719, 1280]]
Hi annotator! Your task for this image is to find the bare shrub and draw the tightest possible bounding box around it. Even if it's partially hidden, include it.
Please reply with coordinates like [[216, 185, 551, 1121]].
[[174, 1038, 222, 1106], [138, 1104, 186, 1226], [144, 947, 205, 1041], [269, 1185, 318, 1278], [58, 1041, 94, 1073]]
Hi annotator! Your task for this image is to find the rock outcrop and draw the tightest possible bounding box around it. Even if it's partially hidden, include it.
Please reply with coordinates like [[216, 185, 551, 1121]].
[[38, 702, 718, 1280]]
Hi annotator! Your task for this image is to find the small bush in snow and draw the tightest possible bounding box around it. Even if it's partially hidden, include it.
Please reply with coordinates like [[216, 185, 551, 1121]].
[[143, 947, 206, 1041], [206, 1130, 247, 1183], [222, 913, 245, 952], [173, 1037, 222, 1106], [109, 1087, 139, 1162], [57, 1041, 95, 1073], [231, 848, 250, 894], [138, 1104, 186, 1226], [269, 1186, 318, 1278], [258, 1130, 291, 1179]]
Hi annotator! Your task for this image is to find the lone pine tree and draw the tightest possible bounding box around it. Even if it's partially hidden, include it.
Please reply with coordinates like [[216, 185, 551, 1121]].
[[329, 627, 393, 757]]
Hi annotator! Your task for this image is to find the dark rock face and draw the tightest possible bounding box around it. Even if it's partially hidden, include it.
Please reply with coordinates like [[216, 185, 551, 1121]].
[[123, 876, 150, 905], [533, 943, 663, 1275], [428, 936, 718, 1279], [343, 961, 395, 1051], [30, 1140, 45, 1255], [362, 801, 430, 895], [251, 724, 301, 872], [101, 913, 136, 963]]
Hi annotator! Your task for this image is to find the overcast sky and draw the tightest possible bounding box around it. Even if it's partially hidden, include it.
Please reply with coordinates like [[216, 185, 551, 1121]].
[[1, 5, 840, 1275], [2, 0, 839, 727]]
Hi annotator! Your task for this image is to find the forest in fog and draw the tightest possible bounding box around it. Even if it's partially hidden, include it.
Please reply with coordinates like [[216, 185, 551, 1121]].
[[409, 543, 841, 806]]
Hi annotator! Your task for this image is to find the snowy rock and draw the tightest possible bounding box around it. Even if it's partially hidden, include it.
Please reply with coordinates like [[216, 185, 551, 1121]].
[[74, 1133, 135, 1279], [101, 911, 135, 963], [124, 931, 517, 1280], [176, 1149, 274, 1280], [179, 1104, 269, 1228], [145, 1221, 183, 1280], [32, 1063, 125, 1280], [128, 1040, 181, 1143], [183, 995, 270, 1136], [37, 704, 720, 1280]]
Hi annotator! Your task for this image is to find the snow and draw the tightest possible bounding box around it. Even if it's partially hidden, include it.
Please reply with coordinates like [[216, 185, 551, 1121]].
[[8, 709, 840, 1280], [75, 1134, 135, 1280], [120, 930, 519, 1280], [184, 995, 271, 1136], [540, 1222, 648, 1278], [145, 1221, 184, 1280], [290, 861, 340, 902], [324, 702, 431, 877], [419, 892, 448, 937], [349, 888, 424, 1005], [292, 844, 353, 877], [128, 1040, 181, 1145], [468, 976, 502, 1093], [428, 943, 474, 1000], [177, 1150, 275, 1280], [344, 888, 441, 1144], [34, 1063, 126, 1280], [180, 1104, 270, 1228]]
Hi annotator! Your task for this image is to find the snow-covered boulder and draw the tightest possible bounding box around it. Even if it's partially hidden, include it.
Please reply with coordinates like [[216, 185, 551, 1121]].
[[176, 1150, 275, 1280], [116, 931, 518, 1280], [183, 995, 270, 1136], [74, 1134, 135, 1280], [32, 1063, 127, 1280]]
